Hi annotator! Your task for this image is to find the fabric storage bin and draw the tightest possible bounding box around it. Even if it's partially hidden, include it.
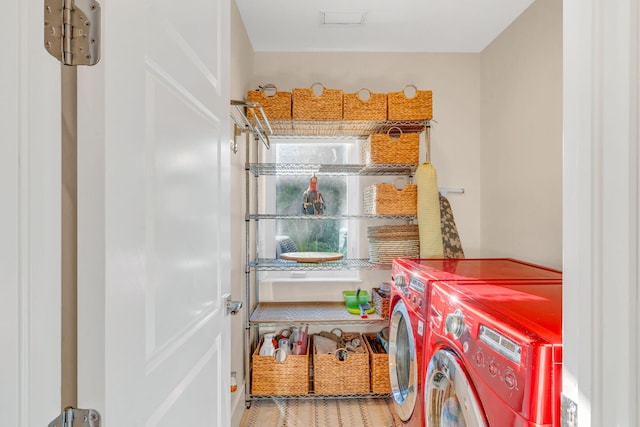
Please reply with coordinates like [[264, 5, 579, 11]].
[[363, 183, 417, 215], [387, 85, 433, 120], [363, 333, 391, 394], [362, 128, 419, 165], [292, 83, 343, 121], [343, 88, 387, 121], [313, 332, 370, 395], [247, 84, 292, 121], [251, 336, 310, 396]]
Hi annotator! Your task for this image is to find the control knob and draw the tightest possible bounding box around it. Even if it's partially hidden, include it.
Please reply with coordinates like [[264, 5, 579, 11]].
[[394, 273, 408, 296], [445, 309, 465, 339]]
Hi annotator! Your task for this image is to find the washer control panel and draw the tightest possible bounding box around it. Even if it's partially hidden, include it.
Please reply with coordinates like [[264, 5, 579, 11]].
[[409, 277, 424, 293]]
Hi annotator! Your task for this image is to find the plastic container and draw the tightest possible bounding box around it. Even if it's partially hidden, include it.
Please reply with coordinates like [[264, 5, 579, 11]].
[[342, 290, 375, 315]]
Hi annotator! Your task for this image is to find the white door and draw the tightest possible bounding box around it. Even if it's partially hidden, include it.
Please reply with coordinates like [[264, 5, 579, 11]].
[[76, 0, 231, 425]]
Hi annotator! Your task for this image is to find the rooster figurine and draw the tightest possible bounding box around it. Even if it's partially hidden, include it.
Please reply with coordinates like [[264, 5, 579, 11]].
[[302, 174, 325, 215]]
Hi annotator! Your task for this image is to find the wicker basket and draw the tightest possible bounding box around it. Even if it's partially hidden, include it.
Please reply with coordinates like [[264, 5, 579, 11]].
[[251, 337, 310, 396], [292, 83, 343, 121], [387, 85, 433, 120], [367, 224, 420, 263], [343, 88, 387, 121], [247, 84, 292, 121], [372, 288, 390, 319], [363, 183, 417, 215], [313, 333, 370, 395], [362, 128, 419, 165], [363, 333, 391, 394]]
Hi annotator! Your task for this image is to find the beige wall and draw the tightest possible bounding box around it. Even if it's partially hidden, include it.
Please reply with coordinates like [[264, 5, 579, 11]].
[[251, 53, 483, 257], [480, 0, 562, 269]]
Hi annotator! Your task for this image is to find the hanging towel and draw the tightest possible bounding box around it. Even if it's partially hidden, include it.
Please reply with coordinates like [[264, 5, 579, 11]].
[[416, 162, 444, 257], [439, 194, 465, 258]]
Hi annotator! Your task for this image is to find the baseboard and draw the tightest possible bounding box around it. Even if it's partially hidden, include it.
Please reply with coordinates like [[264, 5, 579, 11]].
[[230, 382, 247, 427]]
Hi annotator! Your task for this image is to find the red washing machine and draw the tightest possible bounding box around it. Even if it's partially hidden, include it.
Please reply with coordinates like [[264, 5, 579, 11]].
[[388, 258, 429, 426], [424, 278, 563, 426]]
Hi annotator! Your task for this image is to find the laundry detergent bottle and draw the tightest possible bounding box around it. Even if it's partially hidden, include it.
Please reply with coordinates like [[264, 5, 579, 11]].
[[259, 333, 276, 356]]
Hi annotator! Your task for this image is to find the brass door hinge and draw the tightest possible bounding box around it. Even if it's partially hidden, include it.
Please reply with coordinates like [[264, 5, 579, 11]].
[[44, 0, 101, 66], [49, 407, 101, 427]]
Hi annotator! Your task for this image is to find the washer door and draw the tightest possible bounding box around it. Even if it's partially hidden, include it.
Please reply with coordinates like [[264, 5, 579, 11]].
[[425, 350, 487, 427], [388, 300, 418, 421]]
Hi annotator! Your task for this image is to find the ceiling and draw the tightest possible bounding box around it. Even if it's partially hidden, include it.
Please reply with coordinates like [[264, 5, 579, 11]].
[[235, 0, 535, 53]]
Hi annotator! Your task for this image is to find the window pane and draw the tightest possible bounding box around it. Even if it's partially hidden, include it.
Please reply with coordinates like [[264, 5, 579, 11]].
[[275, 142, 350, 255], [276, 175, 346, 253]]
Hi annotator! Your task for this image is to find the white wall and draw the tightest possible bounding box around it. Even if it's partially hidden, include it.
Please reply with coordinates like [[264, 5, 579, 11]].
[[480, 0, 563, 269]]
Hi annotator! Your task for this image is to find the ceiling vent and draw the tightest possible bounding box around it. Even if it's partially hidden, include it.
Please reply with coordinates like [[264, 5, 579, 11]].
[[320, 10, 367, 25]]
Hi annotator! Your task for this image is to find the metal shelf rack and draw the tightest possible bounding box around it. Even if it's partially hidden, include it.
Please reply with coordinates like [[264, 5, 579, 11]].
[[248, 213, 416, 220], [268, 119, 428, 138], [248, 162, 419, 176], [250, 258, 391, 271], [250, 301, 386, 325], [249, 394, 391, 401], [241, 106, 429, 407]]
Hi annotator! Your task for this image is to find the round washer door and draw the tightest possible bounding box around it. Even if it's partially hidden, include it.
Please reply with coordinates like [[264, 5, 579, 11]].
[[425, 349, 487, 427], [388, 300, 418, 421]]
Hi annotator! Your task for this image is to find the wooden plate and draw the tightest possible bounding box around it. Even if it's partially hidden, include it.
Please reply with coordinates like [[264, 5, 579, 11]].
[[280, 252, 344, 263]]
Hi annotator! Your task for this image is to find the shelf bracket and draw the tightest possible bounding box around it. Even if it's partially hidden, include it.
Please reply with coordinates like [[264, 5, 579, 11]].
[[230, 99, 272, 151]]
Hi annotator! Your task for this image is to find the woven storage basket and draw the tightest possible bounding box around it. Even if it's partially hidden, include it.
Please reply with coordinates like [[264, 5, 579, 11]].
[[362, 128, 419, 165], [343, 88, 387, 121], [363, 333, 391, 394], [251, 337, 310, 396], [363, 183, 417, 215], [387, 85, 433, 120], [372, 287, 390, 319], [292, 83, 343, 121], [313, 333, 370, 395], [247, 84, 292, 121], [367, 224, 420, 263]]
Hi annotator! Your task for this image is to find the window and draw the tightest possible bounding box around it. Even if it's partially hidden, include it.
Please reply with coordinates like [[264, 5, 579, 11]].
[[261, 139, 360, 281]]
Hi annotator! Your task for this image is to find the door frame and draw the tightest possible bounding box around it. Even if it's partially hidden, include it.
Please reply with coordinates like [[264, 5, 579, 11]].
[[2, 0, 63, 425]]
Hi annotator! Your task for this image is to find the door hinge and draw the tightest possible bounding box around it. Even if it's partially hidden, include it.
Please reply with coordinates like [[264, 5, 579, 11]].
[[49, 407, 101, 427], [44, 0, 101, 66]]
